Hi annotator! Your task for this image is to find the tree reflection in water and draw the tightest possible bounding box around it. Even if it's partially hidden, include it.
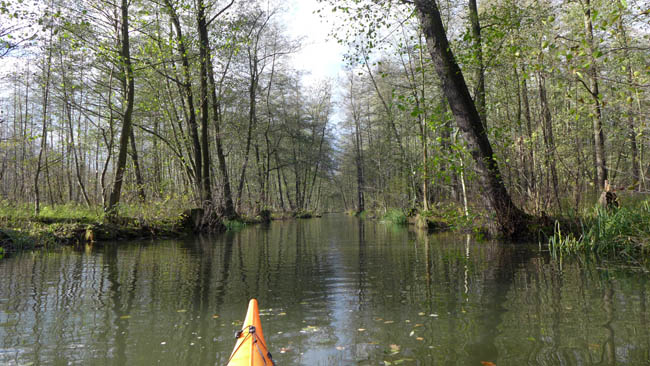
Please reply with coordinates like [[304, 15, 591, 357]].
[[0, 215, 648, 365]]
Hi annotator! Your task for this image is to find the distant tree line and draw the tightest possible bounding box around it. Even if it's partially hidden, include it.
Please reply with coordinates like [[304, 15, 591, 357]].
[[1, 0, 649, 235]]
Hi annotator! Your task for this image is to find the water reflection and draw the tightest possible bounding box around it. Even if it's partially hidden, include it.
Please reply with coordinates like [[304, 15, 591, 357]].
[[0, 214, 649, 365]]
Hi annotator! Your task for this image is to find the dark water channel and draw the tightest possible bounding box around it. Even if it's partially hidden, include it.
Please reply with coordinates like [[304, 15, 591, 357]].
[[1, 214, 649, 365]]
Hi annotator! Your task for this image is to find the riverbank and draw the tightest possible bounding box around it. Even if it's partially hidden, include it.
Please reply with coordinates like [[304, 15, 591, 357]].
[[0, 203, 323, 255], [354, 198, 650, 261], [0, 209, 194, 253], [350, 204, 491, 236]]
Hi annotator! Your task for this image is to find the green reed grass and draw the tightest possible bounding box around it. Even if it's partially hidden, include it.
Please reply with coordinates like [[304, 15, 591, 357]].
[[550, 201, 650, 260]]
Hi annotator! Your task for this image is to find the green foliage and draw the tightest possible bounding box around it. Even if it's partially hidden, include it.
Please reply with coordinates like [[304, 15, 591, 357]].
[[550, 202, 650, 260], [223, 219, 246, 231], [382, 209, 407, 225]]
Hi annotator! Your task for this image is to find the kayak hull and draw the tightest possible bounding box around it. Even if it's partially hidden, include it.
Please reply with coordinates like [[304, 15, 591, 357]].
[[226, 299, 274, 366]]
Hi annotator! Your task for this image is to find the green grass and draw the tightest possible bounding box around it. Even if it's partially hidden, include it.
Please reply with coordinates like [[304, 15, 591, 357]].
[[0, 201, 103, 223], [382, 209, 407, 225], [550, 201, 650, 260], [0, 199, 200, 251], [223, 219, 246, 231]]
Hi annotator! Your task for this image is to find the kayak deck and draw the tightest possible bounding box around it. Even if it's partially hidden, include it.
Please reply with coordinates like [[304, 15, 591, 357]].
[[226, 299, 275, 366]]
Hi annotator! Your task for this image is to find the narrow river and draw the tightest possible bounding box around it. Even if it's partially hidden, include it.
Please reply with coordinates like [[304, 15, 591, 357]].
[[1, 214, 649, 365]]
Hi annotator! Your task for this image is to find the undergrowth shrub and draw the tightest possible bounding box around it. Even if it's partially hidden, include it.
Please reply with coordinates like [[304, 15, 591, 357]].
[[382, 209, 407, 225]]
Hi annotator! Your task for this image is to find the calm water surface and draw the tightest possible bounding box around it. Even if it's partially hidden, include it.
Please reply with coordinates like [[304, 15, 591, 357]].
[[1, 214, 649, 365]]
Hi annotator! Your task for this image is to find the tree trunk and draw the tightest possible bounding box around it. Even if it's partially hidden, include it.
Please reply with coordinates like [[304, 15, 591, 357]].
[[35, 28, 53, 214], [617, 18, 639, 189], [236, 58, 258, 209], [519, 64, 536, 198], [129, 128, 146, 202], [202, 0, 235, 216], [468, 0, 486, 125], [583, 0, 607, 190], [538, 71, 561, 210], [412, 0, 527, 238], [164, 0, 203, 202], [197, 0, 215, 206], [354, 110, 365, 214], [107, 0, 135, 213], [60, 53, 91, 207]]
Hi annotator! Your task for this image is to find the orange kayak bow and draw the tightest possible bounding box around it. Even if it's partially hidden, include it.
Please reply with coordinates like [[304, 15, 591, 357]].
[[226, 299, 275, 366]]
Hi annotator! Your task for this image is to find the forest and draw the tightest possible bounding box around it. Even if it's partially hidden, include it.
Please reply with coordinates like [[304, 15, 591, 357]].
[[0, 0, 649, 248]]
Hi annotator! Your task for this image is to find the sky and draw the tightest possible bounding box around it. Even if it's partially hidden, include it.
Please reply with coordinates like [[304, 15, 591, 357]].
[[281, 0, 348, 131], [284, 0, 347, 87]]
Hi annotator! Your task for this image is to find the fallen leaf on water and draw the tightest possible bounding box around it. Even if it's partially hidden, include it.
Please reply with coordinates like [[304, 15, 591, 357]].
[[481, 362, 496, 366], [409, 331, 415, 337], [405, 320, 410, 323], [418, 312, 425, 316], [416, 337, 424, 341], [389, 344, 400, 353], [384, 320, 394, 324], [177, 309, 187, 313], [119, 315, 131, 319], [212, 315, 219, 319], [414, 324, 424, 327], [278, 312, 287, 316], [300, 325, 320, 333], [429, 314, 438, 317], [358, 328, 366, 332]]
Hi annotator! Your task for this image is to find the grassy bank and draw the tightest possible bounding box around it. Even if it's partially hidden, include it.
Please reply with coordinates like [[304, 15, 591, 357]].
[[0, 202, 325, 255], [0, 202, 202, 253], [550, 201, 650, 261]]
